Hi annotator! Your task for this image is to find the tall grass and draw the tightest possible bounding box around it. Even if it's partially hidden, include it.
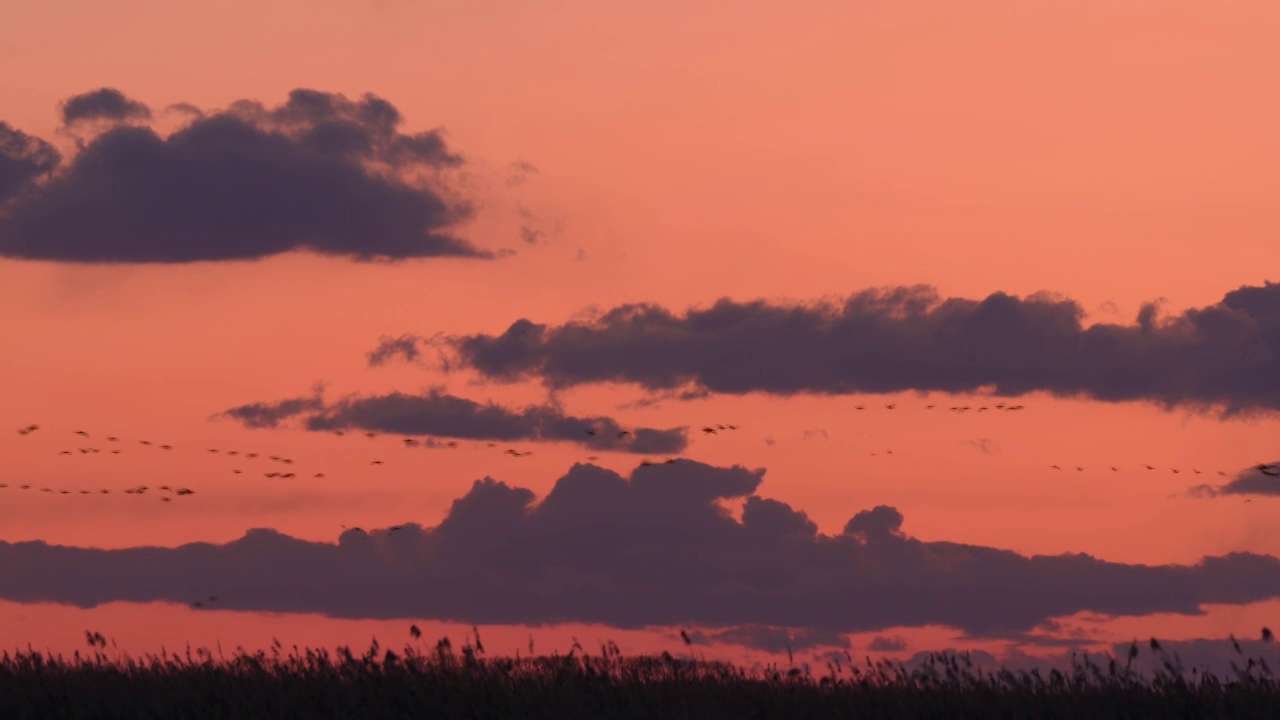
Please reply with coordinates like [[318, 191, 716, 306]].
[[1, 630, 1278, 718]]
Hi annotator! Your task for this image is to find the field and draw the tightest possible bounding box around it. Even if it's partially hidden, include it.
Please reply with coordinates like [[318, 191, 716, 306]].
[[2, 631, 1279, 719]]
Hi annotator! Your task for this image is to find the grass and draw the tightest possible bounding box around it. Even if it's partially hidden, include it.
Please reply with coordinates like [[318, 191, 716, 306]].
[[1, 630, 1279, 718]]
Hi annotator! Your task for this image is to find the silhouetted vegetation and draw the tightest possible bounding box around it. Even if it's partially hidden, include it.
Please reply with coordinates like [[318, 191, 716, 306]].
[[2, 631, 1280, 718]]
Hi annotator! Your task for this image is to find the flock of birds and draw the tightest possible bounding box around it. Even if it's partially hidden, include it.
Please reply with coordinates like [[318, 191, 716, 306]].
[[6, 404, 1275, 505]]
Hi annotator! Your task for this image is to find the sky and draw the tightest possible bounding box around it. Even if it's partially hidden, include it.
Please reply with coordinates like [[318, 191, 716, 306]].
[[3, 0, 1280, 675]]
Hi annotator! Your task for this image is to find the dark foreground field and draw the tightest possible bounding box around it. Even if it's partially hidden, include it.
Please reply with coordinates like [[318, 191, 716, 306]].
[[3, 634, 1280, 719]]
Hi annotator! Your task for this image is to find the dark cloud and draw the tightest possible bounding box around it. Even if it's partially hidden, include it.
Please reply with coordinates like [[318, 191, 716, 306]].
[[1186, 463, 1280, 498], [408, 282, 1280, 416], [60, 88, 152, 125], [213, 386, 688, 454], [520, 226, 543, 245], [867, 635, 908, 652], [0, 88, 492, 263], [690, 625, 851, 653], [0, 123, 60, 204], [5, 460, 1280, 636], [367, 334, 429, 367]]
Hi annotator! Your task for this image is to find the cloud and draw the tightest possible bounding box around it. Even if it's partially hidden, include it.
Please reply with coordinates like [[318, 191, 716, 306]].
[[368, 334, 431, 367], [60, 88, 152, 125], [213, 386, 688, 454], [505, 160, 538, 187], [0, 123, 60, 204], [691, 625, 852, 653], [409, 282, 1280, 416], [0, 88, 493, 263], [1185, 463, 1280, 498], [867, 635, 908, 652], [5, 460, 1280, 636]]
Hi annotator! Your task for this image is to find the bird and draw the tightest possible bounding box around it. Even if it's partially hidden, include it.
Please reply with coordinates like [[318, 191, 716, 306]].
[[618, 431, 632, 438], [681, 630, 692, 645], [1051, 465, 1061, 470], [585, 429, 596, 436], [1145, 465, 1156, 471], [232, 469, 241, 474], [1076, 466, 1084, 472], [701, 427, 717, 435], [371, 460, 383, 465], [410, 625, 422, 639], [886, 404, 896, 410], [365, 432, 377, 439], [1264, 628, 1274, 643], [314, 473, 325, 479], [1110, 466, 1119, 472], [139, 440, 152, 446], [925, 405, 935, 410], [74, 430, 88, 437]]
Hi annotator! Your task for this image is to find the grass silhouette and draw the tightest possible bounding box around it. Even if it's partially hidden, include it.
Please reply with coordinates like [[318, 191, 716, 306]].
[[1, 630, 1279, 718]]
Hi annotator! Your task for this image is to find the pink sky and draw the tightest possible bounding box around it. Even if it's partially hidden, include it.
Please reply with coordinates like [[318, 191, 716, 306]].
[[2, 0, 1280, 671]]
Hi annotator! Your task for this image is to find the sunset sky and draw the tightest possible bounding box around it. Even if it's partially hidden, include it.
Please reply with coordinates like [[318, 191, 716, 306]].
[[3, 0, 1280, 675]]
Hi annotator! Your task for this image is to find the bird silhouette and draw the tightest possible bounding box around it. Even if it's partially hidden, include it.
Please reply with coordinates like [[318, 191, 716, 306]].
[[371, 460, 383, 465]]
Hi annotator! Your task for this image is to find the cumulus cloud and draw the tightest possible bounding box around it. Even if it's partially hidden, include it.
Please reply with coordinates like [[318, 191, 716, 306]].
[[4, 460, 1280, 636], [0, 88, 493, 263], [399, 282, 1280, 416], [213, 386, 688, 454], [0, 123, 60, 204], [60, 88, 152, 125]]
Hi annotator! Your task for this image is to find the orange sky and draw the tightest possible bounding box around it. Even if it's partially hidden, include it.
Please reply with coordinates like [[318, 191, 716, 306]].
[[2, 0, 1280, 671]]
